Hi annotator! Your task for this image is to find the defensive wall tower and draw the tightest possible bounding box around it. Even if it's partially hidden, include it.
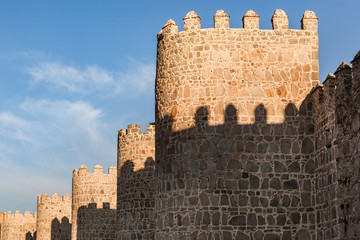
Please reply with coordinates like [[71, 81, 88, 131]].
[[36, 193, 72, 240], [155, 9, 319, 239], [72, 165, 117, 240], [117, 124, 156, 239], [310, 51, 360, 240], [1, 211, 36, 240]]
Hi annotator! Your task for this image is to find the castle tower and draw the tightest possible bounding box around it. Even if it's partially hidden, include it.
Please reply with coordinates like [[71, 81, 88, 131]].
[[1, 211, 36, 240], [117, 124, 155, 239], [72, 165, 117, 240], [36, 193, 72, 240], [155, 10, 319, 239]]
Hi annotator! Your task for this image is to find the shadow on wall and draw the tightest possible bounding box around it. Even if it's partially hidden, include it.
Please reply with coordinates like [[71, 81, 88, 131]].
[[154, 101, 317, 239], [51, 217, 71, 240], [117, 157, 155, 240], [76, 203, 117, 240], [25, 231, 36, 240]]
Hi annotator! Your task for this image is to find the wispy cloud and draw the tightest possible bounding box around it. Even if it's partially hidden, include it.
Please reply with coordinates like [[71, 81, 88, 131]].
[[0, 99, 116, 212], [26, 59, 155, 96]]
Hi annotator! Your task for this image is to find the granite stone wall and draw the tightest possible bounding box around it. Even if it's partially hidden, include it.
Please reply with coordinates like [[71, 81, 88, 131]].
[[72, 165, 117, 240], [77, 203, 117, 240], [36, 193, 72, 240], [1, 211, 36, 240], [155, 9, 319, 240], [117, 124, 155, 240], [0, 212, 4, 240], [312, 51, 360, 240]]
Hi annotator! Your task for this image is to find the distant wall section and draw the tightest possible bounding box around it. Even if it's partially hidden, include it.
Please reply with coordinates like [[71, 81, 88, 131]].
[[36, 193, 72, 240], [1, 211, 36, 240]]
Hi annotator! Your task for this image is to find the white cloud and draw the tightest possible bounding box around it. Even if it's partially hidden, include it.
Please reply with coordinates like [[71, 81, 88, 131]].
[[0, 99, 116, 212], [20, 99, 104, 141], [26, 60, 155, 96]]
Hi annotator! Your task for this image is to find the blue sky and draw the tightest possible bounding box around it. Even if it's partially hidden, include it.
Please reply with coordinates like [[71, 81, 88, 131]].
[[0, 0, 359, 213]]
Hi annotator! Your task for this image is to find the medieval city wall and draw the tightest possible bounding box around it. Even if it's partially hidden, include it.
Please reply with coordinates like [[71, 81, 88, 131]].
[[36, 193, 72, 240], [77, 203, 117, 240], [1, 211, 36, 240], [0, 212, 4, 240], [156, 9, 319, 128], [311, 51, 360, 240], [155, 9, 318, 240], [117, 124, 155, 172], [117, 124, 156, 240], [72, 165, 117, 240]]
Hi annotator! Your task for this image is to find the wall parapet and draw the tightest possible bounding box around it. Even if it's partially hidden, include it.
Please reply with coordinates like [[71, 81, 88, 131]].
[[159, 9, 317, 39], [72, 165, 117, 177], [37, 193, 71, 205], [4, 210, 36, 220]]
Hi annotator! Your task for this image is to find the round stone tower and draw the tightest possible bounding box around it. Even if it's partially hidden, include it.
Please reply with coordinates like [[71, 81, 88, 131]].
[[36, 193, 72, 240], [116, 124, 155, 239], [72, 165, 117, 239], [155, 9, 319, 239]]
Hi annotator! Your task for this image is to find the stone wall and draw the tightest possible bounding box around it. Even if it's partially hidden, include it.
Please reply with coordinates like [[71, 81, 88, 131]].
[[117, 124, 155, 172], [117, 124, 155, 240], [36, 193, 72, 240], [77, 203, 117, 240], [72, 165, 117, 240], [0, 212, 4, 240], [1, 211, 36, 240], [155, 9, 319, 239], [312, 51, 360, 240]]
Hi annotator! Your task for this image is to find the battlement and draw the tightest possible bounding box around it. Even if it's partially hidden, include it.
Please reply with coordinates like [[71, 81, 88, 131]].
[[37, 193, 71, 205], [159, 9, 317, 37], [311, 54, 359, 106], [118, 124, 155, 136], [4, 210, 37, 220], [117, 124, 155, 172], [72, 164, 117, 176]]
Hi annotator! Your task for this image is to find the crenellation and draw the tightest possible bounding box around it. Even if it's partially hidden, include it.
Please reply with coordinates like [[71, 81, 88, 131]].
[[183, 10, 201, 31], [242, 10, 259, 29], [1, 8, 359, 240], [93, 164, 104, 174], [301, 11, 318, 31], [271, 9, 289, 30], [334, 61, 352, 95], [72, 164, 117, 239], [117, 124, 155, 172], [1, 210, 36, 240], [160, 19, 178, 36], [36, 193, 71, 240], [214, 10, 230, 29]]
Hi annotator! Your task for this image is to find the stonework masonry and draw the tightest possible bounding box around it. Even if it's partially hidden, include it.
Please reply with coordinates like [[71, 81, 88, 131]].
[[0, 213, 4, 240], [0, 8, 359, 240], [72, 165, 117, 240], [36, 193, 72, 240], [1, 211, 36, 240], [117, 124, 156, 239], [155, 9, 318, 240]]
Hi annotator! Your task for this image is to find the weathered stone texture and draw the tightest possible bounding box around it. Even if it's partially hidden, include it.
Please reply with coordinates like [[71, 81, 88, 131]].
[[117, 124, 155, 240], [0, 212, 4, 240], [1, 211, 36, 240], [77, 203, 117, 240], [312, 51, 360, 240], [155, 9, 318, 240], [36, 193, 72, 240], [72, 165, 117, 240]]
